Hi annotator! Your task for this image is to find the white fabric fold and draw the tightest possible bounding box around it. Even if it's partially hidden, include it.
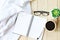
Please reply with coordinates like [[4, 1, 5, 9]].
[[0, 13, 18, 37], [0, 0, 31, 39]]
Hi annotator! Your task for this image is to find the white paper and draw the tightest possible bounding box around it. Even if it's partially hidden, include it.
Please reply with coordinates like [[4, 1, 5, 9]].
[[13, 13, 32, 36], [29, 16, 47, 39]]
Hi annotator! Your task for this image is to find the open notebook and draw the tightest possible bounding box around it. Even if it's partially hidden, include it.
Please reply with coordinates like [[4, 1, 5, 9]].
[[13, 13, 47, 39]]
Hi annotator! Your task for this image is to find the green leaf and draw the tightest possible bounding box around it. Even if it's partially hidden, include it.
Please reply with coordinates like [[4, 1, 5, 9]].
[[51, 9, 60, 18]]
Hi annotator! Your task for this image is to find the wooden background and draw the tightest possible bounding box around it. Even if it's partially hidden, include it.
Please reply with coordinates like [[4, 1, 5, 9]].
[[19, 0, 60, 40], [31, 0, 60, 40]]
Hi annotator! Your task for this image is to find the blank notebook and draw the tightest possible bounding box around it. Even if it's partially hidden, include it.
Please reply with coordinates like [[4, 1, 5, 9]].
[[29, 16, 47, 39], [13, 13, 47, 39], [13, 13, 32, 36]]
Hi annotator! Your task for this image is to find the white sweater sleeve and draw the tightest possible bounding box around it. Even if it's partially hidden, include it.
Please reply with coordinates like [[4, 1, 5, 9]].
[[0, 0, 31, 21], [0, 0, 31, 38], [0, 0, 22, 21]]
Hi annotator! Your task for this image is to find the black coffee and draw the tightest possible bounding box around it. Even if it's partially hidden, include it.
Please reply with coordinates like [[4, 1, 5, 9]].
[[46, 21, 55, 31]]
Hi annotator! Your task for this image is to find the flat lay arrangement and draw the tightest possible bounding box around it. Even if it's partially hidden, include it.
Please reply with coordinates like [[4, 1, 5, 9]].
[[0, 0, 60, 40]]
